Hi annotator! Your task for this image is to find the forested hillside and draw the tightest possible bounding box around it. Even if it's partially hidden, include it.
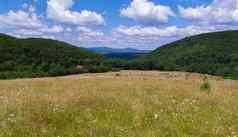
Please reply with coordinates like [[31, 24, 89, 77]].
[[1, 30, 238, 79], [126, 30, 238, 78], [0, 34, 110, 79]]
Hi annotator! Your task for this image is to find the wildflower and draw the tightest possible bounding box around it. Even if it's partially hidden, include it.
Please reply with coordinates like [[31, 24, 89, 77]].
[[9, 113, 15, 117], [154, 114, 159, 120]]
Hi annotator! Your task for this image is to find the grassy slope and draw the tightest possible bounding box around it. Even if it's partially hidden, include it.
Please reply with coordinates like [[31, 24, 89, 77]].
[[0, 71, 238, 137], [139, 30, 238, 77]]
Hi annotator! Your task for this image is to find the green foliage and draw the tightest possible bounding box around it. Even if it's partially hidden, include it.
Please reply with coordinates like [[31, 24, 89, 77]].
[[200, 75, 211, 93], [2, 30, 238, 79], [86, 65, 112, 73], [200, 82, 211, 92], [0, 33, 112, 79], [128, 30, 238, 78]]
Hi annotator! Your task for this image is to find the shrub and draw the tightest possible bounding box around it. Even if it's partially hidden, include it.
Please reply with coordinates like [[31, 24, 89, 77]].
[[115, 73, 121, 77], [200, 75, 211, 93]]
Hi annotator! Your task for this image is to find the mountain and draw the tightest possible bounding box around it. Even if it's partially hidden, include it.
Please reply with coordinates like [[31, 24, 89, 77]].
[[105, 53, 145, 59], [3, 30, 238, 79], [86, 47, 150, 54], [0, 33, 111, 79], [131, 30, 238, 78]]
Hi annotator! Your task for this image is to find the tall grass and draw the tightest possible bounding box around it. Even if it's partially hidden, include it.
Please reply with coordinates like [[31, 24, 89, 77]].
[[0, 71, 237, 137]]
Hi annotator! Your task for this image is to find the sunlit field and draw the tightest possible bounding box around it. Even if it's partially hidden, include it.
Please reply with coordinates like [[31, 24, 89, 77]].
[[0, 71, 238, 137]]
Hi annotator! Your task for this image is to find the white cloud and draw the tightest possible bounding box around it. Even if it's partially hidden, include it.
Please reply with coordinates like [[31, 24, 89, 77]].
[[8, 29, 57, 40], [121, 0, 175, 24], [0, 8, 65, 39], [75, 25, 205, 50], [179, 0, 238, 24], [39, 35, 56, 40], [1, 0, 238, 50], [73, 26, 106, 48], [47, 0, 105, 26], [22, 3, 36, 13], [114, 25, 214, 37], [115, 26, 177, 37], [39, 25, 64, 33], [9, 25, 65, 38], [0, 10, 44, 29], [76, 26, 104, 36], [28, 5, 36, 13], [110, 24, 238, 49], [13, 29, 43, 36], [65, 27, 72, 32]]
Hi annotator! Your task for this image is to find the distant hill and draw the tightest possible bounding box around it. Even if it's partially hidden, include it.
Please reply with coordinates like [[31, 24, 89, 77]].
[[86, 47, 150, 54], [105, 53, 145, 59], [0, 33, 111, 79], [130, 30, 238, 78], [3, 30, 238, 79]]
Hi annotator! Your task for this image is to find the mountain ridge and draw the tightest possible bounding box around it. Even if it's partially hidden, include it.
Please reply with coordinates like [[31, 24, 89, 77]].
[[86, 47, 150, 54]]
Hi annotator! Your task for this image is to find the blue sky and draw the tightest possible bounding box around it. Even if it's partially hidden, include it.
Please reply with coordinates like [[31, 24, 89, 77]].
[[0, 0, 237, 50]]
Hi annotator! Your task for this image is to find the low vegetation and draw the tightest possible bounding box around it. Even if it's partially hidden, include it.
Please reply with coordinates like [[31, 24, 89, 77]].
[[0, 71, 237, 137], [200, 75, 211, 93]]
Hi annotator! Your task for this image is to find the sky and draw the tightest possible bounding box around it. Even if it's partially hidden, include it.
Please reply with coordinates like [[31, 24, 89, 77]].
[[0, 0, 238, 50]]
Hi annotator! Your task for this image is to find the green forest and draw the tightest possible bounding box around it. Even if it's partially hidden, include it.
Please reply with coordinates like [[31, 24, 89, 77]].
[[0, 34, 112, 79], [1, 30, 238, 79], [125, 30, 238, 79]]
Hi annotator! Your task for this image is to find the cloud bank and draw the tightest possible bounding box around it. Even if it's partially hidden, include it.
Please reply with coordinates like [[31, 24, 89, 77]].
[[0, 0, 238, 50]]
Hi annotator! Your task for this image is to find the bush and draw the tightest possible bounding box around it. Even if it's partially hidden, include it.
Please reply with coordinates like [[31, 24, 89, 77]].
[[87, 65, 112, 73], [200, 76, 211, 93], [115, 73, 121, 77]]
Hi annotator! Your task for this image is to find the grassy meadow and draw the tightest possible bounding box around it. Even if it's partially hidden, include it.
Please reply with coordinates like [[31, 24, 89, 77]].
[[0, 70, 238, 137]]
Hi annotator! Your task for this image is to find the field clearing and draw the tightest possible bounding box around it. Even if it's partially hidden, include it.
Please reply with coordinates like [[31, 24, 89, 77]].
[[0, 70, 238, 137]]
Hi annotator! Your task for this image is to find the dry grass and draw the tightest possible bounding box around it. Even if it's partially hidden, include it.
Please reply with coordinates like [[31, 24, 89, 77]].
[[0, 70, 238, 137]]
